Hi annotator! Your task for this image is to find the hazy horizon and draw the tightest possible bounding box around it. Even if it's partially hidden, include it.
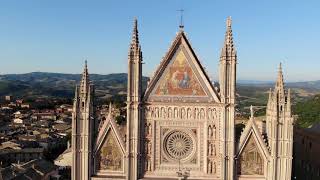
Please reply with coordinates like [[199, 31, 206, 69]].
[[1, 71, 319, 83]]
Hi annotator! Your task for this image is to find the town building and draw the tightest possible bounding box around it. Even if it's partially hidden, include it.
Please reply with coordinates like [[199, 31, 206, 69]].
[[293, 126, 320, 180]]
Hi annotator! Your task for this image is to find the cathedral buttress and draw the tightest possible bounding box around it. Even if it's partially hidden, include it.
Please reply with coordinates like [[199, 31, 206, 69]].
[[72, 61, 95, 180], [266, 64, 294, 180], [126, 18, 143, 180], [219, 17, 237, 180]]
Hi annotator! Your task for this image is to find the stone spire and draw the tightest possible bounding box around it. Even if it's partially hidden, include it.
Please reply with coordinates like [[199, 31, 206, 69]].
[[127, 18, 143, 102], [126, 17, 143, 180], [72, 60, 95, 180], [221, 16, 237, 58], [275, 63, 285, 97], [130, 18, 140, 53], [218, 16, 237, 180], [265, 64, 294, 180], [80, 60, 89, 94]]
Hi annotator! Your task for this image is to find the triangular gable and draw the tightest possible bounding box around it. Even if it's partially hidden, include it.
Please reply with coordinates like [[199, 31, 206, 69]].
[[236, 118, 270, 176], [144, 31, 220, 103], [94, 116, 125, 172], [237, 119, 269, 159], [95, 116, 125, 154]]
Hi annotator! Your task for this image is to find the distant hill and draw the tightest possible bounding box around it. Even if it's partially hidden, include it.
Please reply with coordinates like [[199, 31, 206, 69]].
[[293, 94, 320, 128], [0, 72, 148, 99], [0, 72, 319, 105]]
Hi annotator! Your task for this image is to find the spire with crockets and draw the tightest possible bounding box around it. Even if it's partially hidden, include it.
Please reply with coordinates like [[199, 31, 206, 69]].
[[126, 18, 143, 180], [221, 16, 237, 58], [80, 60, 89, 95], [71, 60, 95, 180], [218, 16, 237, 180], [265, 63, 294, 180], [274, 63, 285, 98], [129, 18, 141, 60]]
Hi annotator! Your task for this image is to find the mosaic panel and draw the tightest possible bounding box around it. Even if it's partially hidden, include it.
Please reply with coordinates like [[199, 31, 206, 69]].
[[98, 130, 122, 171], [237, 134, 264, 175], [155, 49, 206, 96]]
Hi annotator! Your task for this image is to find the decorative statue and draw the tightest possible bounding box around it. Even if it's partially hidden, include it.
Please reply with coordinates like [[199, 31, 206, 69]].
[[208, 161, 212, 174], [148, 123, 152, 135], [213, 125, 216, 139], [148, 141, 152, 154], [148, 158, 152, 171], [208, 126, 212, 138]]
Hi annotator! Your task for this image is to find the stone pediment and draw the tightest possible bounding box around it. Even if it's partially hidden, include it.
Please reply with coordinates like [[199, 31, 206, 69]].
[[143, 31, 220, 103], [236, 118, 270, 176], [94, 115, 125, 174]]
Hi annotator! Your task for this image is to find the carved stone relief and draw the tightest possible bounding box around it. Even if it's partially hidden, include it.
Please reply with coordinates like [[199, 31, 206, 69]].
[[144, 106, 220, 121]]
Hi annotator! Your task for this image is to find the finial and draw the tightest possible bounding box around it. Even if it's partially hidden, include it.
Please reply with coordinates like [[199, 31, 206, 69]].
[[84, 59, 88, 69], [250, 105, 254, 119], [108, 102, 112, 117], [133, 17, 138, 30], [177, 9, 184, 29], [277, 62, 284, 81], [227, 16, 232, 28]]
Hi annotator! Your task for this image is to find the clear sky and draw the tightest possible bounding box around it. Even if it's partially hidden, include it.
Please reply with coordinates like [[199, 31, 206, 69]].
[[0, 0, 319, 81]]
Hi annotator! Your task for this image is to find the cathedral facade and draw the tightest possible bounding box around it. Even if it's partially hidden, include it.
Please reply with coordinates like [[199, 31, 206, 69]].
[[71, 17, 294, 180]]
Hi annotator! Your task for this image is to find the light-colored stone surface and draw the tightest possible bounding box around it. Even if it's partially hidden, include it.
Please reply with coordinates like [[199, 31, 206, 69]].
[[71, 17, 294, 180]]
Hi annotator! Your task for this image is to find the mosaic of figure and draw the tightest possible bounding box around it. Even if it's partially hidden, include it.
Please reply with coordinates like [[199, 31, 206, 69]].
[[238, 135, 264, 175], [155, 49, 206, 96], [98, 131, 122, 171]]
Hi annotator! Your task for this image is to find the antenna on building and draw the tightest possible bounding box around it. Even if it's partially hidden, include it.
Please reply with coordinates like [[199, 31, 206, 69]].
[[177, 9, 184, 29]]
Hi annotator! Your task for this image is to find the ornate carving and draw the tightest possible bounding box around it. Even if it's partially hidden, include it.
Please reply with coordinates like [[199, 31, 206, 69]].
[[207, 160, 217, 174], [144, 106, 220, 121], [164, 131, 194, 160]]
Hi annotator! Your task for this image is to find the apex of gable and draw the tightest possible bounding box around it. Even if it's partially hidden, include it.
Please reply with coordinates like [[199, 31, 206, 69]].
[[143, 30, 220, 103]]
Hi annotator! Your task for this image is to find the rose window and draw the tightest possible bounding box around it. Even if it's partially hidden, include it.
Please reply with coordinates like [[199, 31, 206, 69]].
[[165, 131, 194, 160]]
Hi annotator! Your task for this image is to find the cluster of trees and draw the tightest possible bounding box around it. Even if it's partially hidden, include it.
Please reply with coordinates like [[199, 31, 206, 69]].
[[293, 94, 320, 128]]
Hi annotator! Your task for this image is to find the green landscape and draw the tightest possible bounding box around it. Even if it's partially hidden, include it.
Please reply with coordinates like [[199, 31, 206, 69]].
[[1, 72, 320, 128]]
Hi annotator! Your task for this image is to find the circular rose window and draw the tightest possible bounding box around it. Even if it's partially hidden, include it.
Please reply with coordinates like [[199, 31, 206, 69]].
[[164, 131, 194, 160]]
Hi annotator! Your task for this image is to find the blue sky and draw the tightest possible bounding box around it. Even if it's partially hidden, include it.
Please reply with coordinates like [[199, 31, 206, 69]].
[[0, 0, 319, 81]]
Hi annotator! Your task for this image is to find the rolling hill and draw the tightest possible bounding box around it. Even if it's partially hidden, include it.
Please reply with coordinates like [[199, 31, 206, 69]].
[[0, 72, 320, 107]]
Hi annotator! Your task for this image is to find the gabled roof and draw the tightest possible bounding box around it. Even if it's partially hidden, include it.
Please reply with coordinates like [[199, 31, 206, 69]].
[[236, 118, 270, 160], [143, 30, 220, 103], [94, 115, 125, 155]]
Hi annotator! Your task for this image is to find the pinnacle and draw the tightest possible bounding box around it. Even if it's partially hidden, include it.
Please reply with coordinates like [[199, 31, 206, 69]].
[[80, 60, 89, 93], [108, 101, 112, 117], [221, 16, 236, 57], [275, 62, 285, 96], [226, 16, 232, 28], [131, 18, 139, 48]]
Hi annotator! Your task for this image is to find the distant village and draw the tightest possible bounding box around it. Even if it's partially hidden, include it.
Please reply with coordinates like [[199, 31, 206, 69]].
[[0, 94, 125, 179]]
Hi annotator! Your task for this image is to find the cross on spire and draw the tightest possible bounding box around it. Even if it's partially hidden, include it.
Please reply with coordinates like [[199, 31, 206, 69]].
[[177, 9, 184, 29]]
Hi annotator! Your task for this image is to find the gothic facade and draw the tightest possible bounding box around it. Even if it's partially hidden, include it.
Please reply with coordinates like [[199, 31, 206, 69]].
[[71, 17, 294, 180]]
